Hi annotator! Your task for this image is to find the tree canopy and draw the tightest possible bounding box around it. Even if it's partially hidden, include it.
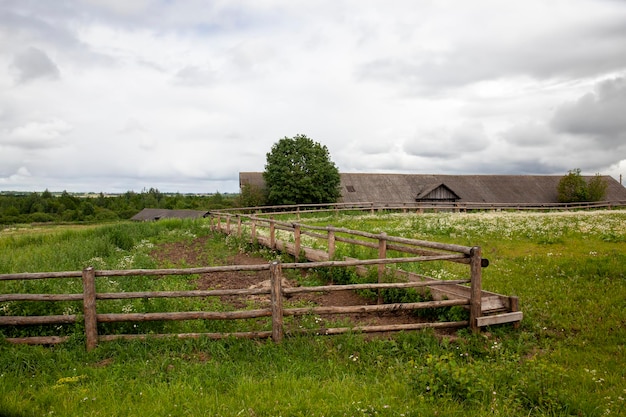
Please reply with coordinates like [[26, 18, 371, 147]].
[[263, 134, 341, 205], [557, 169, 608, 203]]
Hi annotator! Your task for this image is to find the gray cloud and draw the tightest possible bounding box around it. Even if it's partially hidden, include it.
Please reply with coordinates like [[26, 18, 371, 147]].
[[501, 122, 554, 147], [357, 11, 626, 95], [403, 122, 490, 159], [551, 76, 626, 146], [11, 47, 60, 83], [173, 65, 216, 86]]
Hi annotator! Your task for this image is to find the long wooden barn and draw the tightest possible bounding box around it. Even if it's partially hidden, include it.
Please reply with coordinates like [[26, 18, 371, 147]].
[[239, 172, 626, 205]]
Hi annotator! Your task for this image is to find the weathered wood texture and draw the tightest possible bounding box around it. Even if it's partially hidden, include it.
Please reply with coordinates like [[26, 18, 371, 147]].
[[216, 212, 518, 319], [0, 213, 522, 349]]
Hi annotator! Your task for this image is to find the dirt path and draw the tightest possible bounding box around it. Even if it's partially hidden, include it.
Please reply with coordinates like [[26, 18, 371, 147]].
[[150, 236, 425, 328]]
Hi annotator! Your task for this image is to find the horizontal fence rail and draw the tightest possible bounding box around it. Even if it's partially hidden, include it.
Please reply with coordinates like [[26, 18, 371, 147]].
[[1, 257, 475, 350], [216, 199, 626, 217], [1, 213, 523, 350], [209, 211, 521, 328]]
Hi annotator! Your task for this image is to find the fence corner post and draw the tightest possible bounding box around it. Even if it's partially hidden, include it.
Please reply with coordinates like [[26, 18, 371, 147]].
[[510, 296, 520, 329], [270, 261, 284, 343], [82, 267, 98, 351], [469, 246, 483, 333]]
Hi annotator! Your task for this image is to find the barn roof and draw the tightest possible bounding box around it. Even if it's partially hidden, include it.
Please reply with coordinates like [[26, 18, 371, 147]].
[[239, 172, 626, 204], [131, 208, 209, 221]]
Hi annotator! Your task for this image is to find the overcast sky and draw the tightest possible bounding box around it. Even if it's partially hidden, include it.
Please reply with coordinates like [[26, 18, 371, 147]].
[[2, 0, 626, 194]]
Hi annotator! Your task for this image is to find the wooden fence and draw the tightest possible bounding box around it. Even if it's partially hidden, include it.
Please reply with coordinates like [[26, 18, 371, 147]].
[[217, 199, 626, 217], [0, 215, 522, 350], [209, 212, 521, 325]]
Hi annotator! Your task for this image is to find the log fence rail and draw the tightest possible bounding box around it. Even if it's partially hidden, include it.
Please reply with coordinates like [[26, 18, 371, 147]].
[[1, 213, 522, 350], [217, 199, 626, 218]]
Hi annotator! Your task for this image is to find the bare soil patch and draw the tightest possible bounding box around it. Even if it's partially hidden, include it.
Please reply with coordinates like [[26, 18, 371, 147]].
[[151, 236, 428, 329]]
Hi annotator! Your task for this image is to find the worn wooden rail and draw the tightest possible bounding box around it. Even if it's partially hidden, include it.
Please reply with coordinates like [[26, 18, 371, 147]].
[[217, 200, 626, 217], [210, 212, 522, 326], [1, 256, 476, 350], [1, 215, 522, 350]]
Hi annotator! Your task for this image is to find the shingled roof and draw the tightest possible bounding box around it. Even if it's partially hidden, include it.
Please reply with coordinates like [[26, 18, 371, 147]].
[[240, 172, 626, 204], [131, 208, 209, 221]]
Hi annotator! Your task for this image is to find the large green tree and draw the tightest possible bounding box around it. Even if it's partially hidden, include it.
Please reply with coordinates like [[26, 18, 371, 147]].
[[264, 134, 341, 205]]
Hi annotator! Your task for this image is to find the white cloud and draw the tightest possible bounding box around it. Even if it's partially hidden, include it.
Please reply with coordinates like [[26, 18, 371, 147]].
[[3, 118, 72, 149]]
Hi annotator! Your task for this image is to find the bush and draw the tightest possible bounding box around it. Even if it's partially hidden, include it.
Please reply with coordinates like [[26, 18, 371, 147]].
[[557, 169, 607, 203]]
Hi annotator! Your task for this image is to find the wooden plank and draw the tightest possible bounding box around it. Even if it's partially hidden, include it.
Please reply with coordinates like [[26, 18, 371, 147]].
[[292, 320, 469, 335], [282, 280, 470, 295], [98, 331, 273, 342], [476, 311, 523, 327], [284, 299, 468, 316], [0, 315, 77, 325], [0, 293, 83, 302], [481, 296, 508, 313], [3, 336, 71, 345], [96, 309, 272, 322]]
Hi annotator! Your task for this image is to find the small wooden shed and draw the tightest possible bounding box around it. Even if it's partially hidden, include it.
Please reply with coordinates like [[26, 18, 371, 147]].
[[131, 209, 209, 221]]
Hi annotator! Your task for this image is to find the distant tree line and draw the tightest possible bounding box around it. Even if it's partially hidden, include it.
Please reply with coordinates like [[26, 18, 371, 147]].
[[0, 188, 238, 225]]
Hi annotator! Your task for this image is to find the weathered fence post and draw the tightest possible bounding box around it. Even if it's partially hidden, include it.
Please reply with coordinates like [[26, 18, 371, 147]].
[[270, 261, 284, 343], [469, 246, 483, 333], [251, 220, 257, 244], [294, 224, 301, 261], [225, 215, 231, 234], [328, 228, 335, 260], [269, 218, 276, 249], [510, 296, 520, 329], [237, 215, 242, 238], [82, 267, 98, 351], [378, 232, 387, 304], [209, 215, 214, 231], [216, 214, 221, 233]]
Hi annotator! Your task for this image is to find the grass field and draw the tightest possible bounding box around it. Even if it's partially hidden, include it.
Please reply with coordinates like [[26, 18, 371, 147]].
[[0, 210, 625, 416]]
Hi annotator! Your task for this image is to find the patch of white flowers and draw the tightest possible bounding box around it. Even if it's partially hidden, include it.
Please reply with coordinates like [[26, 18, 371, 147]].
[[117, 255, 135, 269], [135, 239, 154, 250]]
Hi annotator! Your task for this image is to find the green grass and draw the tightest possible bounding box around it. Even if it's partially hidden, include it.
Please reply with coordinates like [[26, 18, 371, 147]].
[[1, 211, 626, 416]]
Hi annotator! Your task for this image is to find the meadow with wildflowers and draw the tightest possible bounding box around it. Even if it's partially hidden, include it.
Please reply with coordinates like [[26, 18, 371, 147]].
[[0, 210, 625, 416]]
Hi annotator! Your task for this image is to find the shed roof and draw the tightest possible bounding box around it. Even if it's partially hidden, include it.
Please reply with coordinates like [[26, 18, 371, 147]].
[[131, 208, 209, 221]]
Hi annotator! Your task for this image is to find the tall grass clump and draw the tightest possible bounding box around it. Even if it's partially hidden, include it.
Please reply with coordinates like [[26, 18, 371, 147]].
[[0, 219, 219, 338]]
